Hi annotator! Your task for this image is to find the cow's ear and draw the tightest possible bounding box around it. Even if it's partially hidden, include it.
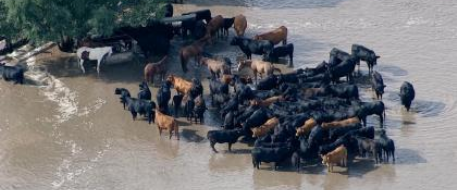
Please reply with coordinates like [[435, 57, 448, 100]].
[[376, 55, 380, 59]]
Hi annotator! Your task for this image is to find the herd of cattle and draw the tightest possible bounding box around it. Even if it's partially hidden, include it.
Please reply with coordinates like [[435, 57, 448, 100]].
[[0, 3, 418, 173]]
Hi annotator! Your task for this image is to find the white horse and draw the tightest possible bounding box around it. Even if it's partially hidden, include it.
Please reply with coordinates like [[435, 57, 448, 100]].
[[76, 46, 113, 75]]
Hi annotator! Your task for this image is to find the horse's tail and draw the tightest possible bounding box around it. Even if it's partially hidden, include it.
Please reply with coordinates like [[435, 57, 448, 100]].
[[180, 51, 188, 73]]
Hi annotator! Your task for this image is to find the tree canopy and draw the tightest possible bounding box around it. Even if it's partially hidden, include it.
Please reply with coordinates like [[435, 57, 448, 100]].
[[0, 0, 168, 43]]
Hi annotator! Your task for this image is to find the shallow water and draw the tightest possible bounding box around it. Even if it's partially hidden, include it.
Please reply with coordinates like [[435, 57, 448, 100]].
[[1, 0, 457, 189]]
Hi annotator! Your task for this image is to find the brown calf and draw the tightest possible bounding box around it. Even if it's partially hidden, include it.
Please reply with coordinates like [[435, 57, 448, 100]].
[[252, 117, 279, 137], [237, 59, 281, 83], [321, 145, 347, 173], [322, 117, 360, 130], [156, 110, 179, 140], [254, 26, 288, 45], [144, 56, 168, 85], [180, 39, 207, 73], [234, 14, 247, 37]]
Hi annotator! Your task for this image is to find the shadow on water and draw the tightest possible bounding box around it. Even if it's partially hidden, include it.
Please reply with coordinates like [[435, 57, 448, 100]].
[[394, 148, 427, 165], [186, 0, 347, 9], [180, 128, 206, 143]]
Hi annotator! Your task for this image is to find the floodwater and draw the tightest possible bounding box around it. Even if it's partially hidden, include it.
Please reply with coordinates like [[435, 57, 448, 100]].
[[1, 0, 457, 189]]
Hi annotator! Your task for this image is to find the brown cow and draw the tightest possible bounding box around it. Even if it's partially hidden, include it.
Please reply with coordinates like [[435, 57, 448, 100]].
[[237, 59, 281, 83], [167, 75, 193, 98], [252, 117, 279, 137], [254, 26, 288, 45], [144, 56, 168, 85], [180, 39, 207, 73], [234, 14, 247, 37], [156, 110, 179, 140], [205, 15, 224, 42], [250, 96, 284, 107], [322, 117, 360, 130], [296, 118, 317, 136], [321, 145, 347, 173], [199, 57, 231, 78]]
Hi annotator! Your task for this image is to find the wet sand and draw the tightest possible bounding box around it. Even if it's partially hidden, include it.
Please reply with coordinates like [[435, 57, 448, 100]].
[[1, 0, 457, 189]]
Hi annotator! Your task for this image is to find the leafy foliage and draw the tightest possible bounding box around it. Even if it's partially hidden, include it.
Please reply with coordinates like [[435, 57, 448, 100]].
[[0, 0, 168, 42]]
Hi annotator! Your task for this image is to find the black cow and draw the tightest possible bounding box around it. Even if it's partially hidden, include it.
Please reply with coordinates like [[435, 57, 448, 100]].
[[156, 81, 172, 114], [329, 48, 350, 67], [182, 9, 212, 23], [324, 84, 360, 101], [220, 97, 238, 118], [353, 126, 375, 139], [256, 75, 278, 90], [124, 96, 156, 124], [194, 96, 207, 124], [251, 145, 295, 170], [242, 108, 272, 130], [138, 81, 152, 100], [351, 44, 380, 74], [319, 135, 349, 155], [207, 128, 244, 153], [267, 43, 294, 67], [328, 55, 358, 83], [328, 123, 361, 142], [371, 71, 386, 100], [172, 94, 183, 118], [185, 98, 195, 122], [357, 101, 385, 127], [222, 111, 235, 129], [190, 78, 204, 99], [222, 17, 235, 37], [114, 88, 131, 110], [304, 61, 329, 76], [400, 81, 415, 112], [0, 63, 25, 84], [230, 37, 274, 60]]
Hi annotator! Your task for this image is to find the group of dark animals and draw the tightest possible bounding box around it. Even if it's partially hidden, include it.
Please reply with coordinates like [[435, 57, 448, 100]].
[[205, 43, 416, 173]]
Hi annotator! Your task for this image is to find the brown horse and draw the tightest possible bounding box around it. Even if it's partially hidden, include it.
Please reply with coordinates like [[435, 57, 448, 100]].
[[166, 75, 193, 98], [144, 56, 168, 85], [237, 59, 281, 83], [254, 26, 288, 45], [199, 57, 231, 78], [179, 39, 207, 73], [205, 15, 224, 42], [234, 14, 247, 37]]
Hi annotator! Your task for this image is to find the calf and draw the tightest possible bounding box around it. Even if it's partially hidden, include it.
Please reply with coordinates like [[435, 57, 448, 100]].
[[125, 96, 156, 124], [230, 37, 273, 60], [267, 43, 294, 67], [156, 81, 172, 114], [321, 145, 347, 173], [351, 44, 380, 74], [377, 132, 396, 163], [233, 14, 247, 37], [193, 96, 207, 124], [114, 88, 131, 110], [400, 81, 415, 111], [172, 94, 183, 117], [156, 110, 179, 140], [207, 128, 244, 153], [252, 117, 279, 137], [138, 81, 152, 100], [357, 137, 382, 163], [371, 71, 386, 100], [0, 63, 25, 84], [254, 26, 288, 45], [222, 17, 235, 37]]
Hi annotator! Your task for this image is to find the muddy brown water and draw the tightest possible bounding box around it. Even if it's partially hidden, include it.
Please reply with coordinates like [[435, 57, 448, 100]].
[[1, 0, 457, 189]]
